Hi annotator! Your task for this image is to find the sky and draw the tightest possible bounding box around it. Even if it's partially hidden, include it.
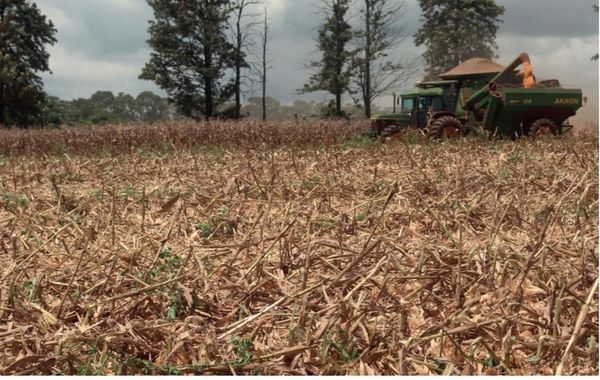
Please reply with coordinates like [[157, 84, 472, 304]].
[[35, 0, 599, 122]]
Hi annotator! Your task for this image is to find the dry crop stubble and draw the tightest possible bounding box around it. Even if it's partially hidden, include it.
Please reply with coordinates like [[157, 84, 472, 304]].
[[0, 120, 368, 157], [0, 125, 597, 375]]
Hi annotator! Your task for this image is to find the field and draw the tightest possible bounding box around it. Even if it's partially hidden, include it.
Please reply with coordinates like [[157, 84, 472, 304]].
[[0, 121, 598, 375]]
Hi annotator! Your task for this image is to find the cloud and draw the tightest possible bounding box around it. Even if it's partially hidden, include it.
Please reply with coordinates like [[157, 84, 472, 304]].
[[36, 0, 152, 56], [104, 0, 144, 10], [41, 45, 159, 99], [34, 0, 599, 122], [36, 0, 160, 98], [266, 0, 287, 20], [497, 0, 598, 38]]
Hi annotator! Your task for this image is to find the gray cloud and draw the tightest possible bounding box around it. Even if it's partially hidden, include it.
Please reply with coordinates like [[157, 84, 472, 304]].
[[266, 0, 423, 105], [35, 0, 598, 121], [498, 0, 598, 38], [38, 0, 152, 56], [37, 0, 156, 99]]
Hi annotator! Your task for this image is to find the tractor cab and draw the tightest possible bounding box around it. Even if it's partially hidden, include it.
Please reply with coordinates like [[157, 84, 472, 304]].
[[401, 91, 445, 128], [370, 86, 450, 134]]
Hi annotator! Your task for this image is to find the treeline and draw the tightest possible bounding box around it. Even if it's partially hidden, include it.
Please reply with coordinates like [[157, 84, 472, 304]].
[[39, 92, 395, 127], [42, 91, 178, 127], [1, 0, 508, 128], [241, 97, 393, 121]]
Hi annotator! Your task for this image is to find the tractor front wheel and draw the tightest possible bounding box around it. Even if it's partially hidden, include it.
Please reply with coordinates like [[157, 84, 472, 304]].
[[380, 125, 406, 141], [427, 116, 464, 140], [527, 118, 560, 138]]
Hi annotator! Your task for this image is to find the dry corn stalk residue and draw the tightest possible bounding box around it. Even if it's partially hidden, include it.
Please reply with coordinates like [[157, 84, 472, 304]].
[[0, 122, 597, 375]]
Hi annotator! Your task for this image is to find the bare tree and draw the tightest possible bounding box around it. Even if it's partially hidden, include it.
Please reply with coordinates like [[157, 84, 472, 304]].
[[593, 5, 599, 61], [231, 0, 261, 119], [260, 6, 271, 121], [352, 0, 419, 118]]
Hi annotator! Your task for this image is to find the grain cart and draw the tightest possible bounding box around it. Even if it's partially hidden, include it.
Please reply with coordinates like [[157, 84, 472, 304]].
[[371, 53, 586, 139]]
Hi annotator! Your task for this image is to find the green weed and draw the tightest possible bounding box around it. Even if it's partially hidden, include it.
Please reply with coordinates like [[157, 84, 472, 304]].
[[144, 247, 181, 280], [3, 193, 28, 210], [23, 280, 35, 300], [157, 247, 181, 275], [196, 222, 213, 238], [217, 206, 229, 217], [89, 189, 103, 201], [231, 337, 253, 366], [166, 292, 179, 320], [122, 185, 137, 197], [321, 328, 359, 364]]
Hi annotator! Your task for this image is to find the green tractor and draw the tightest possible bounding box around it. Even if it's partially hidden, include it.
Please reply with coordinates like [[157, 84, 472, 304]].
[[371, 53, 586, 140]]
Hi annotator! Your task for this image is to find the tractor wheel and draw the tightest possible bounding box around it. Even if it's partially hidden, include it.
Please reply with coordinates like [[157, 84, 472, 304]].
[[380, 125, 405, 141], [427, 116, 463, 140], [527, 118, 559, 138]]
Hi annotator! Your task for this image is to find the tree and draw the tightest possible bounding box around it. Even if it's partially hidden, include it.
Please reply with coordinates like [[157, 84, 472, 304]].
[[352, 0, 418, 118], [300, 0, 353, 117], [0, 0, 56, 127], [230, 0, 260, 119], [259, 6, 271, 121], [40, 96, 67, 127], [241, 96, 280, 119], [593, 5, 598, 61], [113, 92, 136, 121], [140, 0, 237, 120], [414, 0, 505, 79], [135, 91, 176, 122], [89, 91, 117, 124], [50, 91, 177, 126]]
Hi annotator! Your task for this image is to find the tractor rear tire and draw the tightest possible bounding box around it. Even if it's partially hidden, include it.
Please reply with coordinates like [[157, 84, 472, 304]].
[[527, 118, 559, 138], [427, 116, 463, 140]]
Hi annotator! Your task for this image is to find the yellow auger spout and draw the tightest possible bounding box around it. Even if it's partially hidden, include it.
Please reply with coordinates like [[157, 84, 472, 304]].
[[464, 52, 537, 109], [521, 55, 535, 89]]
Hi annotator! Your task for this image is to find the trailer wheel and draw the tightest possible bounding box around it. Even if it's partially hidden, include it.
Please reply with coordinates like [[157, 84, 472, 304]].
[[527, 118, 559, 138], [427, 116, 463, 140]]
